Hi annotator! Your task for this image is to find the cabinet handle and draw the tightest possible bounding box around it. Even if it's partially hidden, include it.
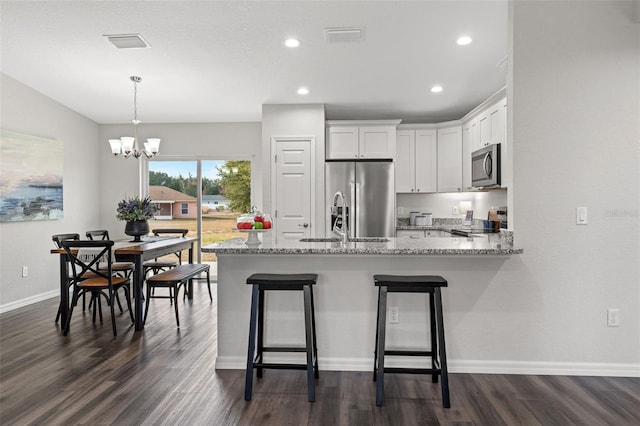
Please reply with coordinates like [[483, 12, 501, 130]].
[[298, 223, 309, 228], [417, 189, 420, 192], [411, 189, 414, 192]]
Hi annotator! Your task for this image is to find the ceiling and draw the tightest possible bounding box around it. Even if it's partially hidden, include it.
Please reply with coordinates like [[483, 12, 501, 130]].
[[0, 1, 507, 124]]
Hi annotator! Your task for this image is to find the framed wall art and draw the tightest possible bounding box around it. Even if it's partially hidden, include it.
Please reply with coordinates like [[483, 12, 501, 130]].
[[0, 129, 63, 222]]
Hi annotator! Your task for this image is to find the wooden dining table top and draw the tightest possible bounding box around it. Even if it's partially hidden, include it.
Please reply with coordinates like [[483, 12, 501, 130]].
[[51, 236, 198, 255]]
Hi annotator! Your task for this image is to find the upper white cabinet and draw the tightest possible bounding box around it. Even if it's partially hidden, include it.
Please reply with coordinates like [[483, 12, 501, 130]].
[[326, 120, 401, 159], [476, 97, 506, 151], [437, 125, 462, 192], [395, 128, 437, 193], [462, 119, 478, 191]]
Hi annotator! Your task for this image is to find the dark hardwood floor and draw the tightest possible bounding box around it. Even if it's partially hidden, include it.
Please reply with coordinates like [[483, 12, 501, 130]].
[[1, 284, 639, 425]]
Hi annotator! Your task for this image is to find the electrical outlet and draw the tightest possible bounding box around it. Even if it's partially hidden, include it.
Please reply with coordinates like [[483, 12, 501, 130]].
[[22, 266, 28, 278], [389, 307, 399, 324], [607, 308, 620, 327], [452, 206, 459, 215]]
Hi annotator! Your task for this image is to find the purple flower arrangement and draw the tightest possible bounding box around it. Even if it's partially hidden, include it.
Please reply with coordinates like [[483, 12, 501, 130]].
[[116, 196, 159, 221]]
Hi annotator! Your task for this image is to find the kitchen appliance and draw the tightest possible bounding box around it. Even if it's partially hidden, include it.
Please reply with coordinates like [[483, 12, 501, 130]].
[[326, 160, 395, 238], [471, 143, 501, 188], [409, 211, 420, 226]]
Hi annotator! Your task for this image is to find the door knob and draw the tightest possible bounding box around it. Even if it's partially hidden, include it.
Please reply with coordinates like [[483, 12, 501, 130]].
[[298, 223, 309, 228]]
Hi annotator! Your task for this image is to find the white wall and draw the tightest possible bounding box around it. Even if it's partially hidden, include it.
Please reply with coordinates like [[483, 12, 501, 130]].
[[505, 1, 639, 368], [0, 73, 101, 309], [261, 104, 326, 237], [99, 122, 262, 239]]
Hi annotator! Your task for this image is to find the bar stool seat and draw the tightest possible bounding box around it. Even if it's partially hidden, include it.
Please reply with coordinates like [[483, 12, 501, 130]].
[[373, 274, 450, 408], [245, 273, 319, 402]]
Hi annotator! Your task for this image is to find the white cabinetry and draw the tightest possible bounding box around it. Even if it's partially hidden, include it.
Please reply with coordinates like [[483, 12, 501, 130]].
[[462, 119, 477, 191], [326, 120, 401, 159], [395, 128, 437, 193], [396, 229, 424, 237], [476, 97, 506, 150], [437, 125, 462, 192]]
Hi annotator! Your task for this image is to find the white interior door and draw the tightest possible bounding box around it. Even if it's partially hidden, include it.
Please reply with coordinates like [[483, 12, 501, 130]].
[[272, 138, 314, 243]]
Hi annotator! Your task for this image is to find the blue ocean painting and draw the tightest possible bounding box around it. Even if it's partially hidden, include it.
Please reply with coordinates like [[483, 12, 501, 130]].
[[0, 129, 64, 222]]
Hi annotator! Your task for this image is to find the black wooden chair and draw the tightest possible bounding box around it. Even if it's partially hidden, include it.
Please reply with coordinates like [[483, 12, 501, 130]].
[[61, 240, 134, 337], [52, 233, 83, 323], [86, 230, 135, 279], [143, 229, 189, 275], [143, 229, 189, 300]]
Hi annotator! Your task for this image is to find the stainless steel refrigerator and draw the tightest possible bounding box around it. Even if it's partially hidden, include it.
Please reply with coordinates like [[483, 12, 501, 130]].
[[325, 160, 395, 238]]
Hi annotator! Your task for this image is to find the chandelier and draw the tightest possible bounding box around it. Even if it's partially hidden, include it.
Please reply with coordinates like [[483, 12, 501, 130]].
[[108, 76, 160, 159]]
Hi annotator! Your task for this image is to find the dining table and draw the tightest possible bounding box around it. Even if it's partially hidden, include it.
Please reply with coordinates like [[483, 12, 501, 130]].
[[52, 236, 198, 331]]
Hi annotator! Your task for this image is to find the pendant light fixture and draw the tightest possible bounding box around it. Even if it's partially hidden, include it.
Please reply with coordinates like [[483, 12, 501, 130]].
[[108, 76, 160, 159]]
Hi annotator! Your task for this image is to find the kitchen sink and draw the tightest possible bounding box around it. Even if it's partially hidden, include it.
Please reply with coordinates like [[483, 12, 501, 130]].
[[299, 237, 390, 243]]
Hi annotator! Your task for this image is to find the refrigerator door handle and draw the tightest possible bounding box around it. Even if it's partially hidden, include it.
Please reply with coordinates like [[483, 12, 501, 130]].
[[347, 182, 358, 238], [353, 182, 360, 237]]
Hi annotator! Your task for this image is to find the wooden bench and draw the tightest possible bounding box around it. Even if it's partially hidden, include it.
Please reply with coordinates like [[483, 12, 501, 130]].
[[144, 263, 211, 327]]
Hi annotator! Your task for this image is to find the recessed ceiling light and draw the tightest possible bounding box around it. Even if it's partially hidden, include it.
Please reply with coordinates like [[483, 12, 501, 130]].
[[284, 38, 301, 48], [430, 85, 443, 93], [456, 35, 472, 46], [297, 87, 310, 95]]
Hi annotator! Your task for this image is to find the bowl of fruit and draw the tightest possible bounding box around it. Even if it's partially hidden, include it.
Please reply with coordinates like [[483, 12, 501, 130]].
[[236, 211, 272, 245]]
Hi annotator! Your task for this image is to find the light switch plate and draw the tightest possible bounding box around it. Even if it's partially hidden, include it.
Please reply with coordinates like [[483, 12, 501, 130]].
[[576, 207, 588, 225]]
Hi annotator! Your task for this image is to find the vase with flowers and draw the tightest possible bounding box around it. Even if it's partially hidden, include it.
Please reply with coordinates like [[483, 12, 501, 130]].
[[116, 196, 159, 242]]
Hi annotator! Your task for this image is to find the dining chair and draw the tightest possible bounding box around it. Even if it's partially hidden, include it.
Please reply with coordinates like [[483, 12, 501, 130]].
[[86, 230, 136, 278], [143, 229, 189, 300], [86, 229, 135, 313], [60, 240, 134, 337], [52, 233, 83, 323]]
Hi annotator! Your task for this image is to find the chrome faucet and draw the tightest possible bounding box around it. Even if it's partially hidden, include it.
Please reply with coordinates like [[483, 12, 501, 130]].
[[331, 191, 349, 243]]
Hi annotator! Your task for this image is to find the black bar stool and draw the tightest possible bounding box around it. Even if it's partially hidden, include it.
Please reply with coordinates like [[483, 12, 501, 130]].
[[244, 273, 319, 402], [373, 274, 450, 408]]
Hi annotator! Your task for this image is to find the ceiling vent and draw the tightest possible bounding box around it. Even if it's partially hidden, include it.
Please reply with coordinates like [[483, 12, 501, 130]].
[[103, 33, 151, 49], [324, 27, 365, 43]]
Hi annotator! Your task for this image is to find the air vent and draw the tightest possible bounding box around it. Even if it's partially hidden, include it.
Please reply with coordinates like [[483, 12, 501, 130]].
[[324, 27, 365, 43], [103, 33, 151, 49]]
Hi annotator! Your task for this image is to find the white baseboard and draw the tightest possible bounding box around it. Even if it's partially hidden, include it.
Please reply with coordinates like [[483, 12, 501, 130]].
[[0, 290, 59, 314], [215, 355, 640, 377]]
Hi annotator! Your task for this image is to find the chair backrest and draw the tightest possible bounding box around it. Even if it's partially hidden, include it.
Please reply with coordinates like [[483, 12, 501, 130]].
[[86, 230, 110, 240], [152, 229, 188, 237], [60, 240, 115, 283], [52, 233, 80, 248]]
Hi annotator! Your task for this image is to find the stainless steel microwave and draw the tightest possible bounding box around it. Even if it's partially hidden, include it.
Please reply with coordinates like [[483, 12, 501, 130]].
[[471, 143, 501, 188]]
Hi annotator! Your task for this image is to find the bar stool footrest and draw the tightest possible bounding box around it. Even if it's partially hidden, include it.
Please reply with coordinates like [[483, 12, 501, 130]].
[[253, 363, 310, 370], [383, 367, 442, 375], [385, 349, 435, 357]]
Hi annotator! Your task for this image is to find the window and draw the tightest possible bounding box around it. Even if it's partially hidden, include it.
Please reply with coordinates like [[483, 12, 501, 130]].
[[181, 203, 188, 215]]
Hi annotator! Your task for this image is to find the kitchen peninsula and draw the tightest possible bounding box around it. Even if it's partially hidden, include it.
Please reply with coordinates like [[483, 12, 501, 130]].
[[204, 235, 523, 371]]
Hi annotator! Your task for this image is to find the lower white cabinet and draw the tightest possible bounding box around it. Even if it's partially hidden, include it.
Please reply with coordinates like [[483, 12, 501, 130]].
[[396, 229, 424, 237], [436, 125, 462, 192]]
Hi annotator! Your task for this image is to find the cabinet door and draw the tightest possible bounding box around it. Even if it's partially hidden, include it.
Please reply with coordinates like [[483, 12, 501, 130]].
[[437, 126, 462, 192], [396, 229, 424, 237], [395, 130, 415, 192], [462, 119, 477, 191], [359, 126, 394, 159], [414, 129, 437, 193], [327, 126, 359, 159], [478, 111, 491, 148], [488, 98, 506, 145]]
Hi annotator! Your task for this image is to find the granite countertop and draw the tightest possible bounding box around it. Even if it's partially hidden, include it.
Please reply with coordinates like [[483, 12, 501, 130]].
[[202, 234, 522, 256]]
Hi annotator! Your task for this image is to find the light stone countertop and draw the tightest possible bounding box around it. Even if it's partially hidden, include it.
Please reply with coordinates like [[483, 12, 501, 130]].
[[202, 234, 523, 256]]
